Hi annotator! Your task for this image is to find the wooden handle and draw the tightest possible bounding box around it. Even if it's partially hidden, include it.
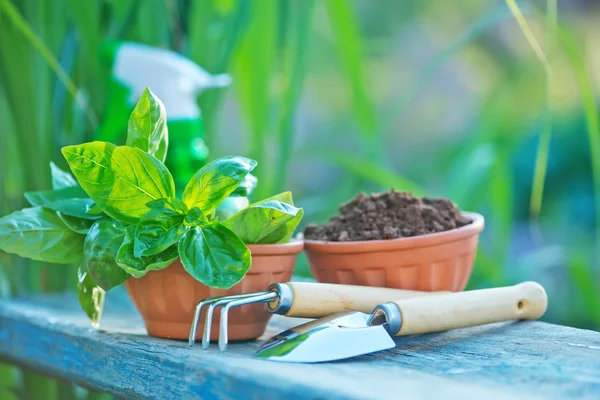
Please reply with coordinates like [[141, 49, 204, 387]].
[[282, 282, 438, 318], [390, 281, 547, 336]]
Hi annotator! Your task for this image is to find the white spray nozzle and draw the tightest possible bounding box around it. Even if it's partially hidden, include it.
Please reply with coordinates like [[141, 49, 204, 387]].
[[111, 42, 231, 120]]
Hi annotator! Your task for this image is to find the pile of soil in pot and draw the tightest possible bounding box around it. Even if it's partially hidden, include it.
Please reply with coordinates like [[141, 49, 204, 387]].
[[303, 190, 472, 242]]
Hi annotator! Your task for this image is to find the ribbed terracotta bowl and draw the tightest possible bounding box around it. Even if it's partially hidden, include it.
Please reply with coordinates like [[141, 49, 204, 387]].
[[305, 212, 484, 292], [125, 241, 304, 341]]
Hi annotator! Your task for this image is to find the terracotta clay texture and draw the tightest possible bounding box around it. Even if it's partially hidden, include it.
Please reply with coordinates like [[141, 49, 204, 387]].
[[125, 241, 303, 340], [305, 212, 484, 292]]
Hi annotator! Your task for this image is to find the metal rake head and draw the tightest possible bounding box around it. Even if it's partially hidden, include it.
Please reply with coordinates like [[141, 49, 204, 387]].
[[188, 291, 278, 352]]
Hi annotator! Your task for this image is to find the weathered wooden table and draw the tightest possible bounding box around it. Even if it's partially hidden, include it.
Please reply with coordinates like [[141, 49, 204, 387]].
[[0, 290, 599, 400]]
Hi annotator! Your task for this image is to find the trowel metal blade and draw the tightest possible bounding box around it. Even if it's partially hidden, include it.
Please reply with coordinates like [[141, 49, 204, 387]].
[[254, 312, 395, 363]]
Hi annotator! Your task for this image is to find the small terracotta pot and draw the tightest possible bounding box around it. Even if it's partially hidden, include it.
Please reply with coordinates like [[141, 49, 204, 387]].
[[305, 212, 484, 292], [125, 241, 303, 340]]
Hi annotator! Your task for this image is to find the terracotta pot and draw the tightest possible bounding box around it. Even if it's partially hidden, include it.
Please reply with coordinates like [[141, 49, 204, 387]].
[[305, 212, 484, 292], [125, 241, 304, 340]]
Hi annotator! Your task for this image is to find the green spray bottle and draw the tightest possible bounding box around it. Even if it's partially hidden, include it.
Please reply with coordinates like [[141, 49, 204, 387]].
[[95, 41, 256, 218], [96, 41, 230, 187]]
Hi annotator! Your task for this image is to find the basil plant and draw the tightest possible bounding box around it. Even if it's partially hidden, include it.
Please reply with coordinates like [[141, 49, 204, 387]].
[[0, 88, 303, 326]]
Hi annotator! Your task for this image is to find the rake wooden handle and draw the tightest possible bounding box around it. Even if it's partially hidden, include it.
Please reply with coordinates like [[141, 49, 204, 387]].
[[389, 281, 547, 336], [280, 282, 440, 318]]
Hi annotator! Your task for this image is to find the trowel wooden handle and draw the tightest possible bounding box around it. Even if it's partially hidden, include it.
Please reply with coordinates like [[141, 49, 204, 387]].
[[389, 281, 547, 336], [279, 282, 439, 318]]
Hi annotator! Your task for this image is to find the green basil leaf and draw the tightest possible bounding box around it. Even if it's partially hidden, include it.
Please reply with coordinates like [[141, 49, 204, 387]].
[[116, 226, 178, 278], [82, 220, 130, 291], [258, 191, 294, 205], [214, 196, 250, 221], [25, 186, 101, 220], [182, 156, 257, 214], [62, 142, 176, 224], [24, 186, 88, 207], [134, 211, 186, 257], [184, 207, 208, 226], [146, 197, 188, 216], [57, 212, 94, 234], [231, 173, 258, 196], [222, 199, 303, 244], [0, 207, 84, 264], [126, 87, 168, 163], [77, 268, 105, 328], [178, 222, 251, 289], [50, 161, 78, 189], [86, 203, 104, 216], [49, 198, 102, 220]]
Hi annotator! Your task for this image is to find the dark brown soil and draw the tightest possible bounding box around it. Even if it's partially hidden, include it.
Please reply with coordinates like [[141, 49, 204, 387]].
[[303, 190, 471, 242]]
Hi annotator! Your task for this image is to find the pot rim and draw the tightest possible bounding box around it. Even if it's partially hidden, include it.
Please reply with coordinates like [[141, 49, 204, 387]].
[[303, 212, 484, 254], [247, 239, 304, 255]]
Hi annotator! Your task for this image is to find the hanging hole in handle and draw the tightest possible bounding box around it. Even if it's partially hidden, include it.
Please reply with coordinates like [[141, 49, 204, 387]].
[[515, 299, 530, 313]]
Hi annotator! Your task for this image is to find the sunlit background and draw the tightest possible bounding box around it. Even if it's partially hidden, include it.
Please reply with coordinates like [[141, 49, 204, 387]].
[[1, 0, 599, 397]]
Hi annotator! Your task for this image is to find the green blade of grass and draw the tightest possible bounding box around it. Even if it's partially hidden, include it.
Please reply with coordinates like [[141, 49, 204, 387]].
[[0, 9, 39, 189], [0, 0, 97, 128], [381, 3, 516, 139], [106, 0, 138, 39], [559, 26, 600, 258], [134, 0, 171, 47], [490, 154, 514, 256], [52, 29, 78, 148], [66, 0, 100, 60], [65, 0, 107, 114], [0, 62, 31, 296], [504, 0, 555, 218], [214, 0, 253, 72], [189, 0, 252, 152], [28, 0, 50, 146], [567, 251, 600, 328], [307, 148, 424, 195], [271, 0, 315, 195], [186, 0, 216, 66], [446, 143, 497, 208], [505, 0, 550, 73], [530, 118, 551, 218], [232, 0, 277, 197], [188, 0, 252, 73], [324, 0, 378, 157]]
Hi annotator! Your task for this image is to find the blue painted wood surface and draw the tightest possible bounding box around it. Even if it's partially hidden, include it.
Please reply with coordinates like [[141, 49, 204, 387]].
[[0, 290, 599, 399]]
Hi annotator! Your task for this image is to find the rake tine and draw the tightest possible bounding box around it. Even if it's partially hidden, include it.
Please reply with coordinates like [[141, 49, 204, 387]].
[[201, 293, 261, 350], [218, 291, 278, 352], [188, 298, 211, 347]]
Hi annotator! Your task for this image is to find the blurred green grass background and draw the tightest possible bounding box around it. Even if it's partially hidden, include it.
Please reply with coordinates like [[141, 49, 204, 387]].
[[1, 0, 600, 397]]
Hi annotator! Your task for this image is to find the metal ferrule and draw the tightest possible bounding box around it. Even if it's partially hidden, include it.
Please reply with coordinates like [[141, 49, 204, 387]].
[[266, 283, 294, 315], [368, 302, 403, 335]]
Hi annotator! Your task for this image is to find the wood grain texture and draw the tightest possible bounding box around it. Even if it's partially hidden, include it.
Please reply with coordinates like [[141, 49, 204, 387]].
[[0, 289, 599, 400], [392, 281, 548, 335], [284, 282, 435, 317]]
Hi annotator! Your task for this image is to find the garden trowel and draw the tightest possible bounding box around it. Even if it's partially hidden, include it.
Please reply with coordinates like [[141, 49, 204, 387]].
[[255, 281, 547, 363]]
